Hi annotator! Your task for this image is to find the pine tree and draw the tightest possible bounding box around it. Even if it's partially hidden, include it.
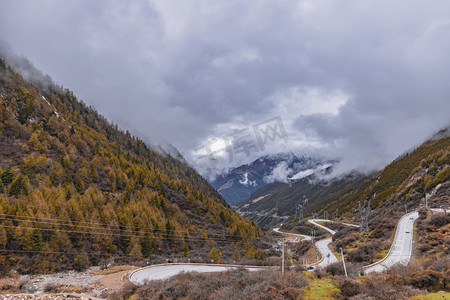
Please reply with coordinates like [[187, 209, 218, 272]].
[[182, 242, 189, 257], [31, 228, 43, 251], [207, 247, 221, 263], [8, 175, 26, 197], [0, 178, 3, 194], [0, 227, 7, 248], [140, 231, 152, 258], [1, 168, 14, 185], [232, 249, 241, 262], [75, 176, 84, 192], [65, 188, 72, 201], [165, 221, 174, 243], [127, 236, 142, 259], [254, 248, 264, 260]]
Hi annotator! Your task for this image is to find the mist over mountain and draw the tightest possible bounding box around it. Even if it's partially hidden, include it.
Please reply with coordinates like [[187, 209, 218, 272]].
[[237, 128, 450, 228], [210, 152, 332, 204]]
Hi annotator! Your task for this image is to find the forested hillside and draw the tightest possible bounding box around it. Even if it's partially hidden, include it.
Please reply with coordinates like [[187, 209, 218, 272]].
[[0, 58, 263, 274], [323, 132, 450, 216]]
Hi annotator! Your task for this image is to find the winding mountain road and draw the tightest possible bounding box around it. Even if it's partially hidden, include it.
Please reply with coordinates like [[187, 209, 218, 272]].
[[273, 227, 312, 241], [129, 264, 270, 285], [307, 219, 340, 268], [363, 211, 419, 274], [307, 211, 421, 273], [130, 208, 447, 284], [307, 219, 336, 235], [275, 221, 342, 268], [315, 238, 339, 268]]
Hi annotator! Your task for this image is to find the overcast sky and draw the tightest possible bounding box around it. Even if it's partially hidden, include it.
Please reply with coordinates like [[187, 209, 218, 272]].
[[1, 0, 449, 178]]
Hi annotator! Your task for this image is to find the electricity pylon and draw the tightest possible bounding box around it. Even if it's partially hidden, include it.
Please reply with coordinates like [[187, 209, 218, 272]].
[[358, 200, 371, 232]]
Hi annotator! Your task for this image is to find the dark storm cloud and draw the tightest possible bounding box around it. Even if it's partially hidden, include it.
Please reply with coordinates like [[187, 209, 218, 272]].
[[0, 0, 449, 176]]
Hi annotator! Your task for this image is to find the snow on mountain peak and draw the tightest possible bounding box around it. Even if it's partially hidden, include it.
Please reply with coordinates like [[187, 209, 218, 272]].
[[239, 172, 257, 187]]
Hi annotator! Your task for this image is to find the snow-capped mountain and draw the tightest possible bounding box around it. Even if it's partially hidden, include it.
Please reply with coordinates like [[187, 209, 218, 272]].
[[209, 152, 331, 204]]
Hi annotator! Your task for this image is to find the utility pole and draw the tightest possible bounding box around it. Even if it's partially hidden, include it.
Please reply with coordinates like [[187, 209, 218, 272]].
[[340, 248, 348, 277], [281, 239, 285, 274]]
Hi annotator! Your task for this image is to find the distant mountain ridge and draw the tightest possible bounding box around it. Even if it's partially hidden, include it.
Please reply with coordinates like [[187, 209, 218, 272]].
[[209, 152, 331, 204]]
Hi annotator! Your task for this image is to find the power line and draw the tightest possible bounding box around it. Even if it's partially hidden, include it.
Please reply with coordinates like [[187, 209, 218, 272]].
[[1, 226, 262, 244], [0, 228, 266, 259], [0, 248, 108, 256], [0, 214, 267, 243], [0, 224, 236, 243], [0, 213, 250, 239], [0, 213, 189, 233], [0, 216, 137, 234]]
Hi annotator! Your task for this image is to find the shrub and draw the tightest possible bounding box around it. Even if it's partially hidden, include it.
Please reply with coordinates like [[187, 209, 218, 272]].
[[135, 269, 307, 300], [333, 226, 358, 242], [73, 254, 90, 271], [418, 208, 427, 220], [347, 242, 377, 263], [410, 270, 441, 291], [325, 262, 345, 276], [429, 213, 449, 227], [44, 283, 58, 292], [359, 276, 421, 300], [119, 281, 138, 299], [339, 279, 361, 297]]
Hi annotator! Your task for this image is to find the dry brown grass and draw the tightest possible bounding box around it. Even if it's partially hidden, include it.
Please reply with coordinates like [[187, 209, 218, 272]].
[[92, 265, 133, 275], [128, 268, 308, 300]]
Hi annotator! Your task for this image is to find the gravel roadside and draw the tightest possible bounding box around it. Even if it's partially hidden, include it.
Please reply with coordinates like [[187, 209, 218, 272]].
[[1, 265, 134, 299]]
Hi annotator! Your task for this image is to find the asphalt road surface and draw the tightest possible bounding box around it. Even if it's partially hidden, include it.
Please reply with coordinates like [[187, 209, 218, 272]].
[[129, 264, 268, 284], [307, 219, 336, 235], [315, 238, 339, 268], [273, 227, 312, 241], [363, 211, 419, 274]]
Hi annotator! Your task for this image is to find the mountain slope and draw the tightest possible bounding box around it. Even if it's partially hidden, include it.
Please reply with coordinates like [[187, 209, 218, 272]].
[[237, 129, 450, 227], [0, 57, 262, 274], [236, 171, 370, 227], [323, 131, 449, 215]]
